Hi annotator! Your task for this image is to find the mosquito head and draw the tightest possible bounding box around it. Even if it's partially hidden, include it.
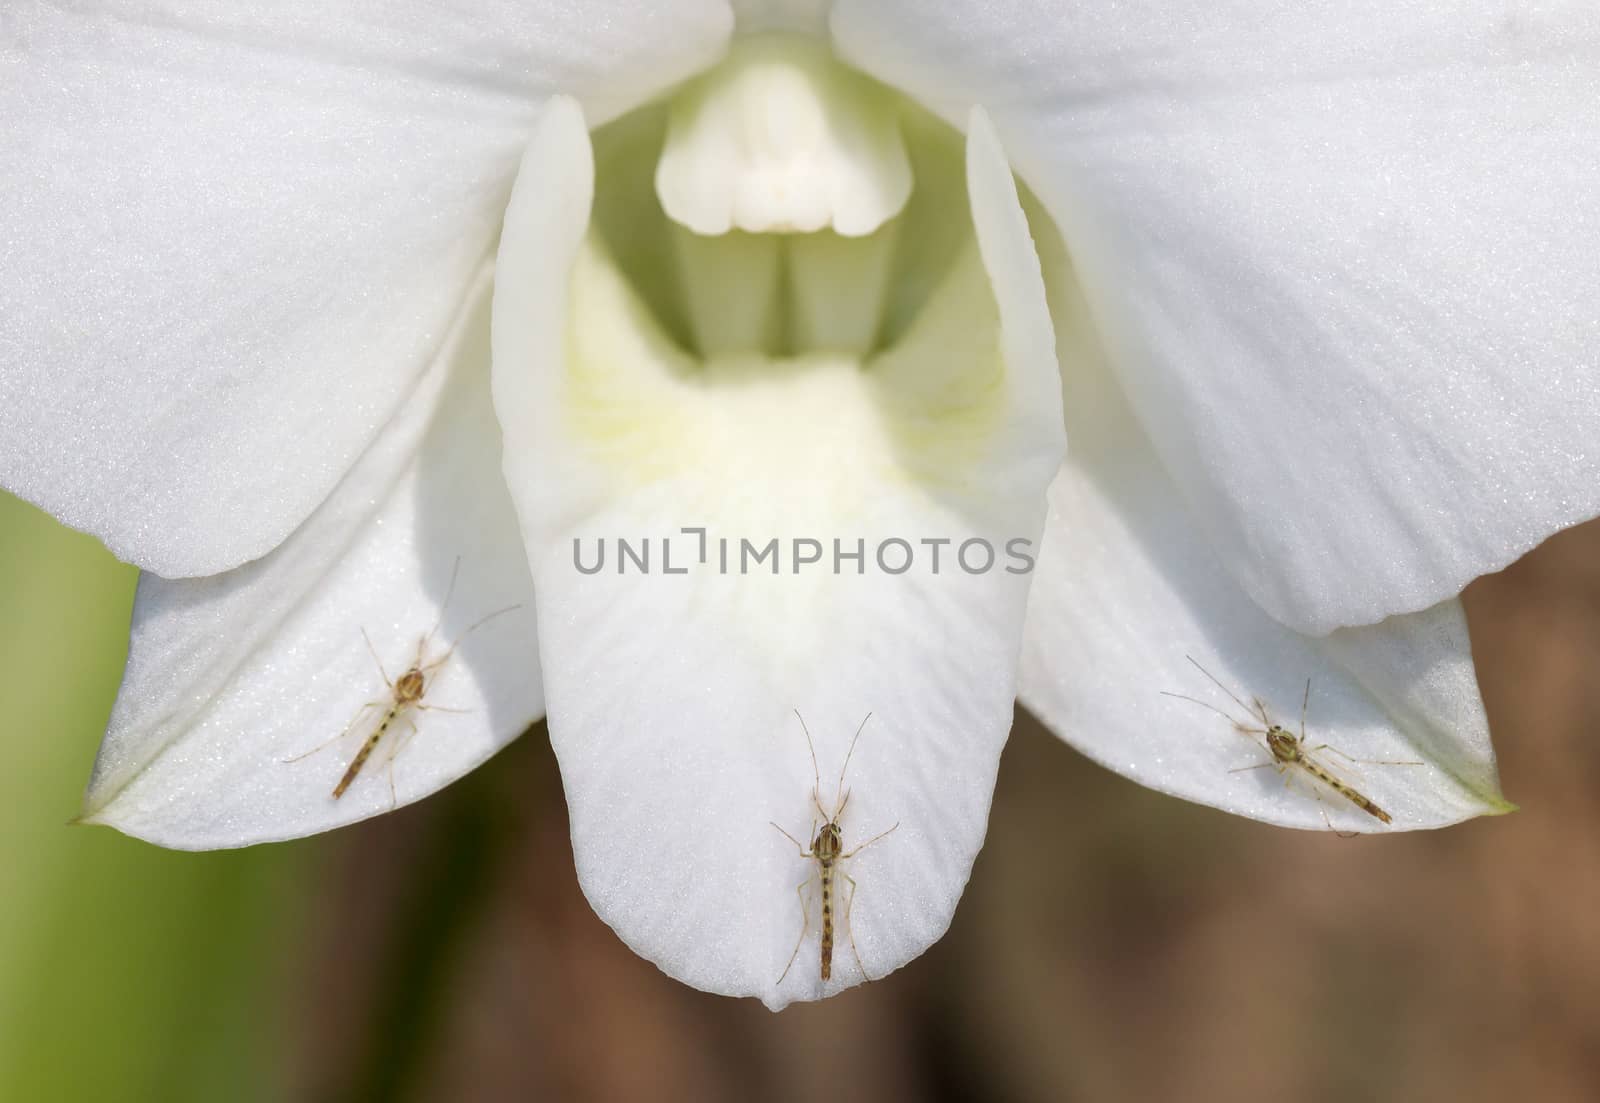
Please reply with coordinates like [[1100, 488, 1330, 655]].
[[1264, 725, 1300, 763], [813, 822, 844, 860], [395, 667, 427, 705]]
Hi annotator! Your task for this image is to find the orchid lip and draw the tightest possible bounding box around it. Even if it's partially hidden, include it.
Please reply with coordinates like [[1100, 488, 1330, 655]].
[[491, 84, 1065, 1006]]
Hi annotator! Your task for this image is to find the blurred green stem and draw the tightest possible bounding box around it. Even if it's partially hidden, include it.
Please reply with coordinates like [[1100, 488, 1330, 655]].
[[0, 491, 311, 1103]]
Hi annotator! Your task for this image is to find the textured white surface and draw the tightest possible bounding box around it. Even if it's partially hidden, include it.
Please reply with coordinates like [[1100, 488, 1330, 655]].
[[835, 1, 1600, 634], [0, 0, 731, 578], [81, 271, 544, 847], [492, 102, 1062, 1006], [1019, 246, 1508, 832]]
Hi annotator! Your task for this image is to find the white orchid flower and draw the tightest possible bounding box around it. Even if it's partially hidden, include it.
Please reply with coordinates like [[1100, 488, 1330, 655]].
[[3, 3, 1596, 1009]]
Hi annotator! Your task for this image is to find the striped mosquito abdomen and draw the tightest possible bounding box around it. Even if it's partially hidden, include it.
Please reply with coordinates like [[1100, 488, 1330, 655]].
[[819, 863, 834, 980], [815, 822, 843, 981], [1300, 759, 1394, 824], [1266, 724, 1394, 824], [334, 667, 427, 799], [333, 709, 398, 799]]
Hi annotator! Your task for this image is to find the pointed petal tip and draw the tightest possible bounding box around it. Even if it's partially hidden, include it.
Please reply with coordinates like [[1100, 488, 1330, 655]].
[[83, 272, 543, 854]]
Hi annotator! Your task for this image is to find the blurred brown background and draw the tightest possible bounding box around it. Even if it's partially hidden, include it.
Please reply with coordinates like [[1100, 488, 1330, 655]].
[[285, 518, 1600, 1103]]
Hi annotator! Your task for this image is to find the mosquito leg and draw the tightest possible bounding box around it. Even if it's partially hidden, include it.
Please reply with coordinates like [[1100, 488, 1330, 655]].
[[283, 702, 383, 763], [382, 714, 420, 765], [1309, 743, 1423, 767], [1311, 786, 1358, 838], [1320, 806, 1359, 838], [842, 822, 899, 860], [770, 822, 812, 858], [777, 878, 814, 985], [383, 715, 421, 810], [1228, 762, 1277, 775], [842, 872, 870, 981]]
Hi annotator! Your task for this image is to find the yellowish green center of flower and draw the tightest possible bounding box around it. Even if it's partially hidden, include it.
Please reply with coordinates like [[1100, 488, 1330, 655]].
[[566, 33, 1015, 512]]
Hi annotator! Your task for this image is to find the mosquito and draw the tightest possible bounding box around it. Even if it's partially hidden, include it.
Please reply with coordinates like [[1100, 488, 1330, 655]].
[[1162, 655, 1420, 827], [286, 560, 520, 804], [770, 710, 899, 985]]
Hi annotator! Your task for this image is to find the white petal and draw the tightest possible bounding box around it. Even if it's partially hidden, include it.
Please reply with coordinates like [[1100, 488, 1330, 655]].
[[492, 101, 1063, 1005], [0, 1, 731, 578], [1018, 242, 1509, 831], [834, 1, 1600, 633], [80, 271, 543, 848]]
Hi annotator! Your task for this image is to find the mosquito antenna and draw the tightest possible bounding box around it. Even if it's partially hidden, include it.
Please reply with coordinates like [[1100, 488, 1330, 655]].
[[794, 709, 822, 801], [1160, 690, 1244, 726], [421, 604, 523, 676], [835, 712, 873, 811], [441, 602, 523, 653], [1183, 655, 1259, 720], [360, 627, 392, 687], [422, 557, 464, 646]]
